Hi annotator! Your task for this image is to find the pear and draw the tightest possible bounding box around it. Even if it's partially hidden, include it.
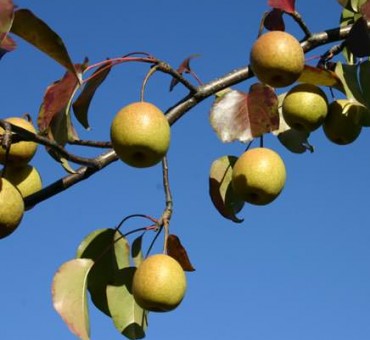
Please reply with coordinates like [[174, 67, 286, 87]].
[[110, 102, 170, 168], [323, 99, 363, 145], [232, 147, 286, 205], [0, 177, 24, 239], [1, 164, 42, 198], [0, 117, 38, 166], [132, 254, 187, 312], [282, 83, 328, 132], [250, 31, 305, 88]]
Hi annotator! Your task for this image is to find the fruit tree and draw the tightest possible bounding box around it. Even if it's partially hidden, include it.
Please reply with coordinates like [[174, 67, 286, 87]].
[[1, 1, 370, 339]]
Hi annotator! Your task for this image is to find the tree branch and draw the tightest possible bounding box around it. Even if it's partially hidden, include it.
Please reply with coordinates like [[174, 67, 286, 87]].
[[22, 21, 369, 210]]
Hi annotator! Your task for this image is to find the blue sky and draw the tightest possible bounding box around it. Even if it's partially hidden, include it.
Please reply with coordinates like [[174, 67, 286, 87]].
[[1, 1, 370, 340]]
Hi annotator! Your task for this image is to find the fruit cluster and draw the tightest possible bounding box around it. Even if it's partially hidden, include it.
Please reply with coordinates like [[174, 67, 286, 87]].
[[0, 117, 42, 238]]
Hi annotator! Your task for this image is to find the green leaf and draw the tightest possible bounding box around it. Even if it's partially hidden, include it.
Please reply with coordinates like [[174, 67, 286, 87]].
[[52, 258, 94, 340], [73, 61, 113, 129], [359, 60, 370, 108], [131, 234, 144, 268], [335, 62, 365, 104], [107, 267, 148, 340], [77, 228, 130, 316], [209, 155, 244, 223], [298, 65, 342, 89], [10, 9, 79, 78]]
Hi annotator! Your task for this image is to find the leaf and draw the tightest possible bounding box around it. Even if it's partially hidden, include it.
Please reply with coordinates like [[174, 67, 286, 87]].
[[73, 61, 113, 129], [263, 9, 285, 31], [166, 234, 195, 272], [346, 17, 370, 57], [0, 34, 16, 59], [10, 9, 79, 78], [335, 62, 366, 104], [209, 155, 244, 223], [169, 54, 200, 91], [131, 234, 144, 268], [298, 65, 342, 90], [107, 267, 148, 340], [268, 0, 296, 14], [209, 84, 279, 143], [52, 258, 94, 340], [361, 0, 370, 18], [0, 0, 14, 42], [359, 60, 370, 109], [77, 228, 130, 316]]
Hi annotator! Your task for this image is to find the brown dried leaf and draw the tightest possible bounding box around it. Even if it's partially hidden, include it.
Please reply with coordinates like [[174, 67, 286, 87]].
[[166, 234, 195, 272], [10, 9, 79, 78], [0, 33, 16, 59], [210, 84, 279, 143], [209, 155, 244, 223]]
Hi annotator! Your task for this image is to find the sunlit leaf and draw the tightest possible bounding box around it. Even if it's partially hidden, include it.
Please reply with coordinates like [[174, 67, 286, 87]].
[[166, 234, 195, 272], [268, 0, 295, 14], [0, 0, 14, 42], [210, 84, 279, 143], [107, 267, 148, 339], [335, 62, 365, 104], [52, 258, 94, 340], [209, 155, 244, 223], [263, 9, 285, 31], [73, 61, 113, 129], [131, 234, 144, 268], [77, 228, 130, 316], [298, 65, 342, 89]]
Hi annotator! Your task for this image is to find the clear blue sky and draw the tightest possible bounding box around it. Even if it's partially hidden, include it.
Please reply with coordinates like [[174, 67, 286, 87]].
[[1, 1, 370, 340]]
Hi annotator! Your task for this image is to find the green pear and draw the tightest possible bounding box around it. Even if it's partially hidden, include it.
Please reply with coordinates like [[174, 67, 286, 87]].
[[0, 177, 24, 239], [110, 102, 170, 168], [132, 254, 187, 312], [232, 147, 286, 205], [323, 99, 363, 145], [282, 83, 328, 132], [1, 164, 42, 198], [250, 31, 305, 88], [0, 117, 38, 166]]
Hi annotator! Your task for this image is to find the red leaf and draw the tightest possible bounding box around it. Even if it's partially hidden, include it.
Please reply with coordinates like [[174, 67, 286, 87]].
[[166, 234, 195, 272], [264, 9, 285, 31], [361, 0, 370, 19], [268, 0, 296, 14], [0, 33, 16, 59], [170, 54, 199, 91], [210, 84, 279, 143], [0, 0, 15, 42], [73, 61, 113, 129]]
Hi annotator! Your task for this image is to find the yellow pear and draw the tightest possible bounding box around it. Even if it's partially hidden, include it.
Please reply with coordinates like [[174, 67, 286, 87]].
[[0, 177, 24, 239], [323, 99, 363, 145], [110, 102, 170, 168], [282, 83, 328, 132], [1, 164, 42, 198], [0, 117, 38, 166], [232, 148, 286, 205], [250, 31, 305, 88], [132, 254, 187, 312]]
